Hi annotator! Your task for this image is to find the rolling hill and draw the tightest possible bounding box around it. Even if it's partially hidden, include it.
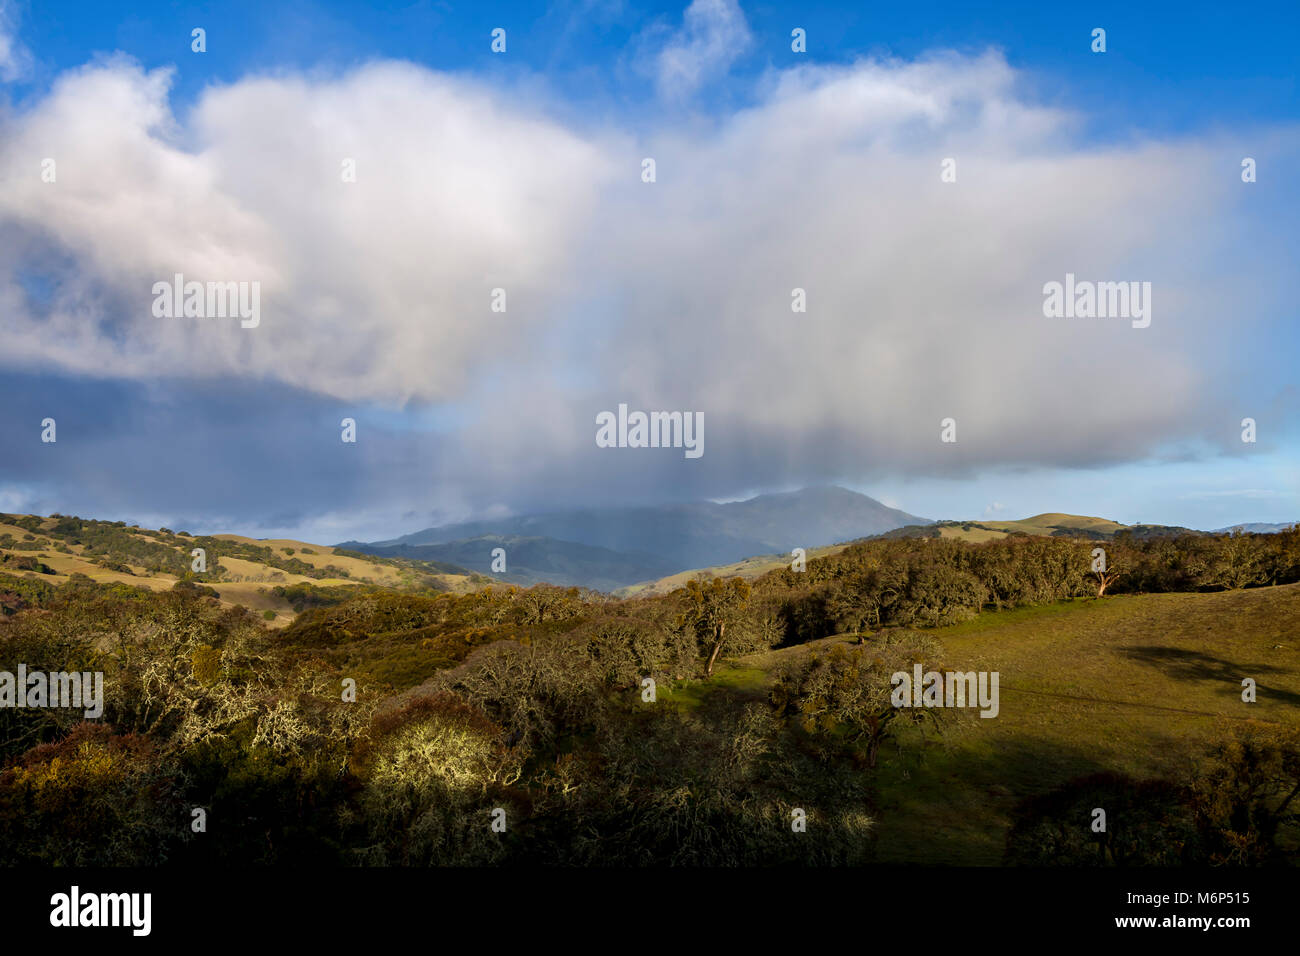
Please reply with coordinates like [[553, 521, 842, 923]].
[[0, 513, 481, 625], [688, 581, 1300, 864]]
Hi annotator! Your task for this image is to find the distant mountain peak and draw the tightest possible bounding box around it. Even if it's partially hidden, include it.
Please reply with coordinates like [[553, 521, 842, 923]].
[[343, 486, 930, 590]]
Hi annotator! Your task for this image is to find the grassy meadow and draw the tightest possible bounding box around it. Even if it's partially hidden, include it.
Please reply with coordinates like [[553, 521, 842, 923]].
[[667, 584, 1300, 863]]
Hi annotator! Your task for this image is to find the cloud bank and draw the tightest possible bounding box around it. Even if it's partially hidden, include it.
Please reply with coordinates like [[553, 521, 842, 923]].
[[0, 39, 1296, 533]]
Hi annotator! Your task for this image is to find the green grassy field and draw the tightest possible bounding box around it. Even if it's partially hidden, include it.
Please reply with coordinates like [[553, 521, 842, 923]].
[[702, 583, 1300, 864]]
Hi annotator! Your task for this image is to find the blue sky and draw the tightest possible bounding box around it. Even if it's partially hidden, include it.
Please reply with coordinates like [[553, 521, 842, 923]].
[[0, 0, 1296, 541], [10, 1, 1299, 131]]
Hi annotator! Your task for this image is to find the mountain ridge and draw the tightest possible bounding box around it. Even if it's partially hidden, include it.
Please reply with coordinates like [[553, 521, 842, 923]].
[[340, 486, 931, 588]]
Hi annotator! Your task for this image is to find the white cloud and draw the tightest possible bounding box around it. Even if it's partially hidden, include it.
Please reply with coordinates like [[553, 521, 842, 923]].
[[0, 47, 1295, 505], [0, 59, 616, 404], [546, 51, 1296, 486], [0, 0, 30, 82], [653, 0, 753, 99]]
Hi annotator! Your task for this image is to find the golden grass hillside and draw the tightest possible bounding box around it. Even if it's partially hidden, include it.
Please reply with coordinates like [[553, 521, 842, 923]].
[[0, 514, 483, 625]]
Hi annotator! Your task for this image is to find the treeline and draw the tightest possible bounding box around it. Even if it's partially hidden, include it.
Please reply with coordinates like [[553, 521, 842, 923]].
[[758, 528, 1300, 646]]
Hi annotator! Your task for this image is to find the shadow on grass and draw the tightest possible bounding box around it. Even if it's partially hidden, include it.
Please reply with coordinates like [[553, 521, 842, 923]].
[[1118, 645, 1300, 707], [871, 729, 1116, 865]]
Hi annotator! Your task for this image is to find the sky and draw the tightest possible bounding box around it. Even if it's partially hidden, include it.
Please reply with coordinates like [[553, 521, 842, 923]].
[[0, 0, 1296, 542]]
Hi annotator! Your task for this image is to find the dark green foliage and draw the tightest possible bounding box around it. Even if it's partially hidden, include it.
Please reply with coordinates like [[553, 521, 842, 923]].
[[0, 554, 55, 575], [1005, 724, 1300, 866], [173, 579, 220, 599], [0, 571, 58, 615], [757, 527, 1300, 647], [46, 516, 194, 575], [271, 582, 368, 612], [1190, 724, 1300, 865], [1005, 772, 1202, 865]]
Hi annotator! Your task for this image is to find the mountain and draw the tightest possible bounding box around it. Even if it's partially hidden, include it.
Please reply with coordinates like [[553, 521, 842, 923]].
[[341, 486, 930, 589], [1213, 521, 1298, 534], [353, 535, 679, 592]]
